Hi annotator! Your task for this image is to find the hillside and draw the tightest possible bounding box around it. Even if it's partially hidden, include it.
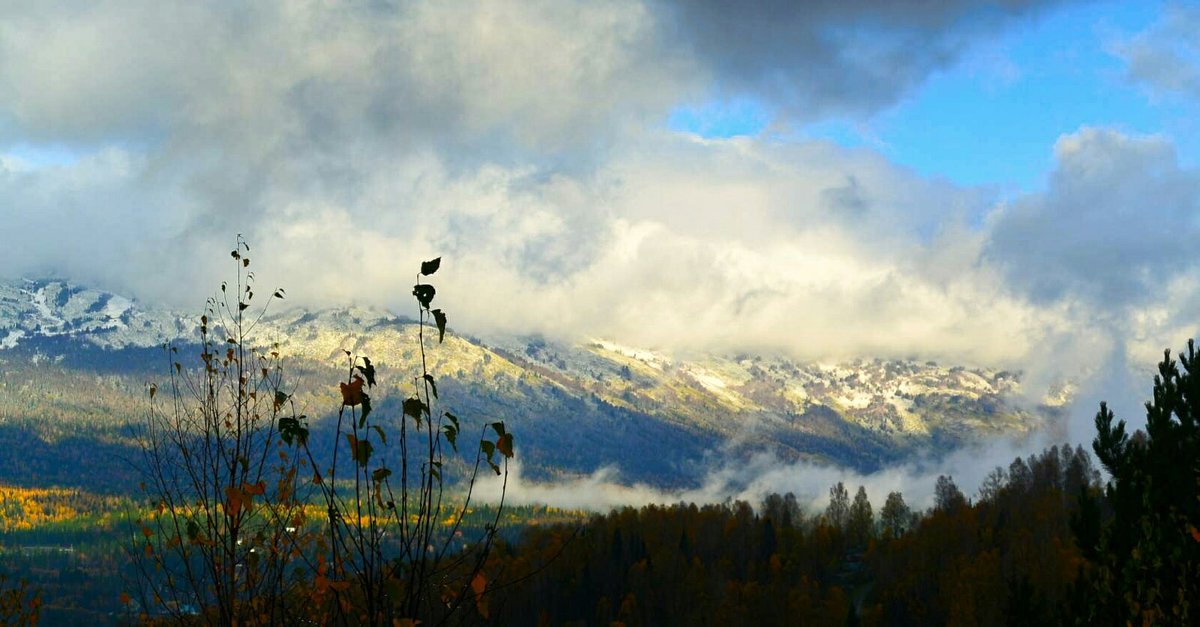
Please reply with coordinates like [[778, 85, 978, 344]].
[[0, 279, 1064, 493]]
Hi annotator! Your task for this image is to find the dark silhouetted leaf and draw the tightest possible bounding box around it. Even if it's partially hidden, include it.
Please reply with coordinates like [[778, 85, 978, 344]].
[[443, 412, 461, 450], [497, 433, 514, 459], [346, 434, 373, 466], [481, 440, 500, 474], [421, 257, 441, 276], [403, 397, 428, 426], [372, 467, 391, 482], [413, 284, 436, 309], [278, 416, 308, 446], [359, 393, 372, 426], [432, 309, 447, 343], [356, 357, 376, 387], [423, 374, 438, 398]]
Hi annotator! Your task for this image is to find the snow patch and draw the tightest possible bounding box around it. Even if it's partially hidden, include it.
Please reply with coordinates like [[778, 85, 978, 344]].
[[0, 329, 24, 349]]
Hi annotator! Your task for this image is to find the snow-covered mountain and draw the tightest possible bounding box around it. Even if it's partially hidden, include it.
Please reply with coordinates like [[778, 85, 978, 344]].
[[0, 279, 1067, 491]]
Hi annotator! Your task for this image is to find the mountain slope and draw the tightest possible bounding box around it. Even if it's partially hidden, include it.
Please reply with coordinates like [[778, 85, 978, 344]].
[[0, 279, 1064, 492]]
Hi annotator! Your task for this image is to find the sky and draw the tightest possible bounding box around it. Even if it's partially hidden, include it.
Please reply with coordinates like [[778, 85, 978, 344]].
[[2, 0, 1200, 441]]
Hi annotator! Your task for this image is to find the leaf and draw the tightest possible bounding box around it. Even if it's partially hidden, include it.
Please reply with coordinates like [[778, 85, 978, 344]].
[[412, 284, 436, 309], [372, 467, 392, 482], [149, 383, 157, 400], [225, 486, 245, 518], [356, 357, 376, 387], [372, 424, 388, 445], [186, 520, 200, 542], [442, 414, 460, 450], [491, 421, 506, 438], [278, 416, 308, 446], [274, 391, 289, 411], [423, 374, 438, 398], [432, 309, 447, 343], [359, 393, 372, 426], [429, 461, 441, 482], [346, 434, 373, 466], [119, 592, 132, 606], [421, 257, 442, 276], [340, 375, 365, 406], [472, 571, 489, 619], [481, 440, 500, 475], [496, 433, 514, 459], [403, 397, 428, 426], [274, 289, 285, 299]]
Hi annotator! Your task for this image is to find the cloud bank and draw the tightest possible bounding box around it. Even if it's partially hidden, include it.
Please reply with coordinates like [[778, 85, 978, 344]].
[[2, 0, 1197, 467]]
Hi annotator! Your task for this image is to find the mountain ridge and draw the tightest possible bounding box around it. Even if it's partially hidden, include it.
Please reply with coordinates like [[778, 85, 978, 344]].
[[0, 278, 1066, 491]]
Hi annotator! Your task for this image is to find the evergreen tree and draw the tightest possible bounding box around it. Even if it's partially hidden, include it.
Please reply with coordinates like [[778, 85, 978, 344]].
[[1082, 340, 1200, 626], [847, 486, 874, 548]]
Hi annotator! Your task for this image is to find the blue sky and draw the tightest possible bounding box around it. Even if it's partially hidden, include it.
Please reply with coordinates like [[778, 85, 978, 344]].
[[668, 1, 1196, 193]]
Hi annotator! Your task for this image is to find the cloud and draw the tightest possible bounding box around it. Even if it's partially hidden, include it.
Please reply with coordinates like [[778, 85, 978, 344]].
[[1115, 5, 1200, 101], [477, 435, 1053, 512], [655, 0, 1064, 117], [5, 1, 1200, 515], [0, 1, 1193, 417], [985, 127, 1200, 307]]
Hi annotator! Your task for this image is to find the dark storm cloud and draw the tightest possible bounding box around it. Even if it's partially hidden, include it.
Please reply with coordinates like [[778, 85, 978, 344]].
[[655, 0, 1065, 116]]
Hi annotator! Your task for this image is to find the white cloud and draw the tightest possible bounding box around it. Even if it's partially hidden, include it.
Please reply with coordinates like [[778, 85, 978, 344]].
[[1115, 4, 1200, 101], [1, 1, 1196, 483]]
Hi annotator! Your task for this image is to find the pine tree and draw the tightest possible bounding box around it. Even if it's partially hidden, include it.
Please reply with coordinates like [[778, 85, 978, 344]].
[[1083, 340, 1200, 626]]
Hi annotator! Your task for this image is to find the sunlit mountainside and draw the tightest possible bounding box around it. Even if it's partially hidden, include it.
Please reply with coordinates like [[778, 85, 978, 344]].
[[0, 279, 1063, 495]]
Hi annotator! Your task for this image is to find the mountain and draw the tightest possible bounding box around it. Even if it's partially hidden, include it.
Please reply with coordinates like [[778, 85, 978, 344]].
[[0, 279, 1066, 493]]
